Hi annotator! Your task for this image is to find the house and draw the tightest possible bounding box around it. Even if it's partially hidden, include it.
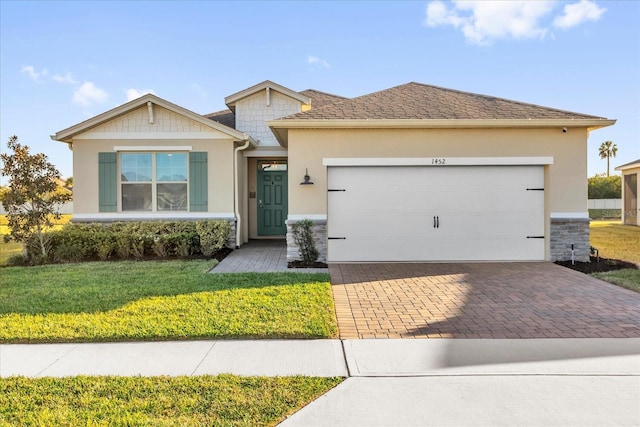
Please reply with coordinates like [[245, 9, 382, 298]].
[[52, 80, 615, 262], [615, 159, 639, 226]]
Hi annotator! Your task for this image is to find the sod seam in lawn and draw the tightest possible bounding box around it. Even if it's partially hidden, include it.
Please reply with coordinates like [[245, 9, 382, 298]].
[[0, 375, 343, 427], [0, 260, 338, 343]]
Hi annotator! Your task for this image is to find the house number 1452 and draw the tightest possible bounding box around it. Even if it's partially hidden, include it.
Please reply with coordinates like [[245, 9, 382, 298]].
[[431, 158, 446, 165]]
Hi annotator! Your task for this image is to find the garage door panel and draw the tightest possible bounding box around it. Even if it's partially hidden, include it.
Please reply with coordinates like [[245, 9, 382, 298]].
[[327, 165, 545, 262]]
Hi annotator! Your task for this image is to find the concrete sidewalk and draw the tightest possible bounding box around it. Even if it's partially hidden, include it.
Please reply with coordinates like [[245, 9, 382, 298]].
[[2, 339, 639, 426]]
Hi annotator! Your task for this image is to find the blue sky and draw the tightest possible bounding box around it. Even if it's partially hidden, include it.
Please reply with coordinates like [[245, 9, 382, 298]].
[[1, 0, 638, 183]]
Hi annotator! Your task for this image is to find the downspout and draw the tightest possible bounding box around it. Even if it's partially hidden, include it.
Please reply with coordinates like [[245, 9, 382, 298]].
[[233, 135, 251, 249]]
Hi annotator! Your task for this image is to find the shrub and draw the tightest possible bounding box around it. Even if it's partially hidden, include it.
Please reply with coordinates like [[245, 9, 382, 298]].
[[13, 220, 231, 264], [588, 175, 621, 199], [291, 219, 319, 266], [196, 220, 231, 257]]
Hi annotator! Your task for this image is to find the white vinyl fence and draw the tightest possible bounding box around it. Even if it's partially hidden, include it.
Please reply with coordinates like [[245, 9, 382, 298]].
[[587, 199, 621, 209], [0, 202, 73, 215]]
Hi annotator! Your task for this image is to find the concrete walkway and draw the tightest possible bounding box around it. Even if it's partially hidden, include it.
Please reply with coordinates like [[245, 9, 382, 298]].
[[210, 240, 328, 273], [2, 339, 639, 426]]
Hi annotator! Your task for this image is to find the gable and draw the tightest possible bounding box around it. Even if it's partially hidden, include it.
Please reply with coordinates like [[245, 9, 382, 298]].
[[76, 105, 233, 139], [52, 93, 254, 145]]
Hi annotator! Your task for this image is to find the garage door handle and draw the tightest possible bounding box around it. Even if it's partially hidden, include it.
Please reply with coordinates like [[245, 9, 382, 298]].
[[433, 216, 440, 228]]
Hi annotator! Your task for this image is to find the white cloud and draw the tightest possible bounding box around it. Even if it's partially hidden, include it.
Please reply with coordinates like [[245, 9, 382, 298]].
[[73, 82, 109, 106], [125, 88, 155, 101], [554, 0, 606, 29], [52, 72, 78, 84], [307, 55, 330, 69], [20, 65, 48, 82], [191, 83, 208, 98], [425, 1, 605, 45]]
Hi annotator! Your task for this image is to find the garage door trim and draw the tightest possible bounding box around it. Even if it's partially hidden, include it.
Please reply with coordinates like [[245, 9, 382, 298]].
[[323, 156, 554, 167]]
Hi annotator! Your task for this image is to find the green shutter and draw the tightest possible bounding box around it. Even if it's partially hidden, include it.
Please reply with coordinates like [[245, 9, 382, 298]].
[[189, 152, 208, 212], [98, 152, 117, 212]]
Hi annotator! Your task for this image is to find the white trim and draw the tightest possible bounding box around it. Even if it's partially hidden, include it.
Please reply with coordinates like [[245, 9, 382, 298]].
[[550, 212, 590, 219], [114, 146, 193, 152], [287, 214, 327, 221], [72, 212, 236, 221], [76, 132, 230, 140], [323, 157, 554, 167]]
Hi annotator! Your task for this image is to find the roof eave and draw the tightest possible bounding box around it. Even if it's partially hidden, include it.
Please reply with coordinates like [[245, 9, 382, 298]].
[[268, 118, 616, 145], [615, 160, 640, 171], [269, 118, 616, 129]]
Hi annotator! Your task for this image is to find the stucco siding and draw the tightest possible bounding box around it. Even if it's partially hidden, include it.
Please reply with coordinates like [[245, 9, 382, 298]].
[[287, 127, 589, 217], [235, 91, 302, 146], [72, 138, 235, 215]]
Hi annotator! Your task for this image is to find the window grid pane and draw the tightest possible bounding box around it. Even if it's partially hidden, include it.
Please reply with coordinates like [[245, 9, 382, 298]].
[[156, 153, 187, 182], [120, 152, 188, 212], [121, 154, 152, 182]]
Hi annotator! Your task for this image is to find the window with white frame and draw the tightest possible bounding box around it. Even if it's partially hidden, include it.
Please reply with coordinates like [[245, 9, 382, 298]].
[[120, 153, 188, 211]]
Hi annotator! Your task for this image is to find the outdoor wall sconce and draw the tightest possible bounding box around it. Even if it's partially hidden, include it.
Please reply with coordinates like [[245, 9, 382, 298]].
[[300, 168, 314, 185]]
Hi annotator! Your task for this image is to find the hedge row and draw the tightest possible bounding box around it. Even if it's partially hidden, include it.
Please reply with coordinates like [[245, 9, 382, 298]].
[[20, 220, 231, 265]]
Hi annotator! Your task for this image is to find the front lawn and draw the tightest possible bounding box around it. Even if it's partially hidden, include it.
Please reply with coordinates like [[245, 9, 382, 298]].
[[590, 220, 640, 265], [0, 260, 337, 342], [0, 375, 342, 426], [592, 269, 640, 293], [589, 220, 640, 292]]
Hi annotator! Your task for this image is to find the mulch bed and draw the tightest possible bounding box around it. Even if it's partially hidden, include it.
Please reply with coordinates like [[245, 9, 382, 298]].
[[555, 256, 638, 274], [287, 260, 329, 269]]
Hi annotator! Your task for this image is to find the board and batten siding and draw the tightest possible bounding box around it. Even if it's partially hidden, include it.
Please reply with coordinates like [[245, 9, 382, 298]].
[[98, 152, 117, 212], [189, 152, 208, 211]]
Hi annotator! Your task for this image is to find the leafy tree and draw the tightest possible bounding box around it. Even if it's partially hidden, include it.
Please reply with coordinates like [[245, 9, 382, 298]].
[[588, 175, 621, 199], [65, 176, 73, 189], [0, 135, 72, 259], [598, 140, 618, 177]]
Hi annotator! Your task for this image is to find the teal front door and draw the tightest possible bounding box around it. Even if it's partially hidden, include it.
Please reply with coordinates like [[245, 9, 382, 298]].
[[257, 169, 288, 235]]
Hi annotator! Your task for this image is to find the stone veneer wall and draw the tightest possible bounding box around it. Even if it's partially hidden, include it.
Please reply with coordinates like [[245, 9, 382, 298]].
[[285, 219, 327, 263], [226, 219, 237, 249], [550, 217, 590, 262]]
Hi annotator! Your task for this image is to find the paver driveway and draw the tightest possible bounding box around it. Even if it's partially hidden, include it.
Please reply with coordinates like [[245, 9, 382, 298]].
[[329, 262, 640, 339]]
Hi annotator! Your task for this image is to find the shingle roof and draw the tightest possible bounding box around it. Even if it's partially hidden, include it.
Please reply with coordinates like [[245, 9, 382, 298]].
[[279, 82, 606, 121], [299, 89, 349, 109], [204, 109, 235, 129]]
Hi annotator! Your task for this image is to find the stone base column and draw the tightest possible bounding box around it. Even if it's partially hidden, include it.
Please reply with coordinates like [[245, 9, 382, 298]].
[[550, 217, 590, 262], [285, 219, 327, 263], [227, 219, 237, 249]]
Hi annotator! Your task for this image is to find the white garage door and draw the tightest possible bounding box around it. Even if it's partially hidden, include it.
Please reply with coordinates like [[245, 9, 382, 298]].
[[327, 165, 545, 262]]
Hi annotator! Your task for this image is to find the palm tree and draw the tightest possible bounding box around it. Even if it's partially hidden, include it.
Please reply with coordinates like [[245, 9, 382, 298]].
[[598, 141, 618, 177]]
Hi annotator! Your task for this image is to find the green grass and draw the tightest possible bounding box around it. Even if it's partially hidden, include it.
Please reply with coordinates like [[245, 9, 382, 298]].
[[0, 375, 342, 426], [590, 220, 640, 265], [592, 269, 640, 293], [0, 260, 338, 342], [590, 220, 640, 292]]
